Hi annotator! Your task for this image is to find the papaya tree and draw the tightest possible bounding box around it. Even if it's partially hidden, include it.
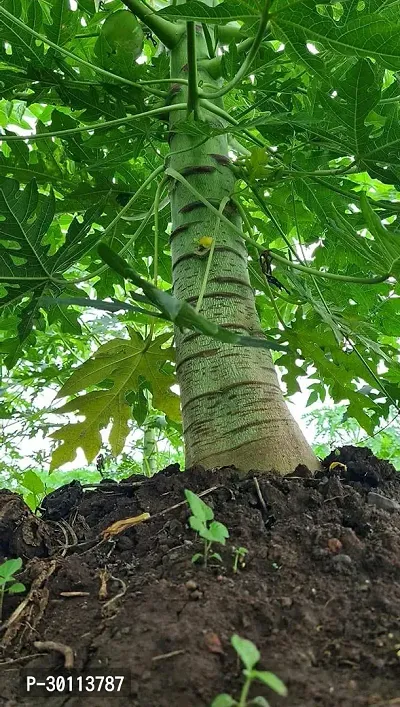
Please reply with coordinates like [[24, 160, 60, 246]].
[[0, 0, 399, 475]]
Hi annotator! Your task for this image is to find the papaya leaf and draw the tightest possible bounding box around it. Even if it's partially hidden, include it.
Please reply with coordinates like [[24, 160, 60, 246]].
[[0, 0, 46, 69], [44, 0, 80, 47], [0, 176, 107, 353], [359, 192, 400, 269], [0, 178, 55, 297], [159, 1, 258, 22], [49, 331, 180, 469], [317, 60, 382, 156], [271, 0, 400, 70]]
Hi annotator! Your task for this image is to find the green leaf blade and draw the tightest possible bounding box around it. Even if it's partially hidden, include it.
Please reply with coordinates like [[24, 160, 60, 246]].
[[231, 634, 260, 670]]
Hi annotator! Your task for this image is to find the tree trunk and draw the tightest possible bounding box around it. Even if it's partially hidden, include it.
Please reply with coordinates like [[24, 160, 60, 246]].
[[168, 23, 319, 474]]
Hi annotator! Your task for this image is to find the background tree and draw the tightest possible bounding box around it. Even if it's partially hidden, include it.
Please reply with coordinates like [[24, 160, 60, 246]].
[[0, 0, 399, 475]]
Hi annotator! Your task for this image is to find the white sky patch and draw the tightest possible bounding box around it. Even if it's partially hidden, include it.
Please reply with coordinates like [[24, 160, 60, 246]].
[[306, 42, 319, 55], [69, 0, 78, 9], [378, 360, 389, 374], [331, 90, 338, 98], [5, 123, 32, 136], [294, 240, 319, 260], [277, 366, 322, 444]]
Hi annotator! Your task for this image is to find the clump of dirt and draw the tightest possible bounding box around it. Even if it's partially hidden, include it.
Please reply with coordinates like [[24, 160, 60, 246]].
[[0, 446, 399, 707]]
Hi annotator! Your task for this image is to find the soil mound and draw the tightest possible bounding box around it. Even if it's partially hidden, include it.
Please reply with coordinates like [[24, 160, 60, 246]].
[[0, 446, 399, 707]]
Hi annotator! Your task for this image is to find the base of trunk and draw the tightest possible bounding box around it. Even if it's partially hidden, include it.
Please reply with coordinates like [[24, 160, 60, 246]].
[[186, 422, 321, 474]]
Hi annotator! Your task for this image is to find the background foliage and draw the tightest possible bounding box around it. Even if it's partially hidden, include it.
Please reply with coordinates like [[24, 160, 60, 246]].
[[0, 0, 400, 478]]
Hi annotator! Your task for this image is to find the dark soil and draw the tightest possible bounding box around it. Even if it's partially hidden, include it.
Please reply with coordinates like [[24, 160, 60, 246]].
[[1, 446, 400, 707]]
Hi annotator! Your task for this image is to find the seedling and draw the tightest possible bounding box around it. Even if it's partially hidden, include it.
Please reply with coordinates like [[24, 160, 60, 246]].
[[184, 489, 229, 567], [0, 558, 26, 622], [211, 634, 287, 707], [232, 546, 248, 573]]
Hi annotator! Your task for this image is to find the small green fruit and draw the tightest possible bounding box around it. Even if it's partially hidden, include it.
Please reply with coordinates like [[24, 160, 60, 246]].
[[101, 10, 144, 60]]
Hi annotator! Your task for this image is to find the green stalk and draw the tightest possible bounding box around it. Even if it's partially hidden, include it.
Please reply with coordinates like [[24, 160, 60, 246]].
[[0, 104, 188, 142], [204, 540, 211, 567], [166, 167, 257, 243], [380, 96, 400, 104], [201, 0, 272, 100], [238, 675, 252, 707], [233, 552, 239, 573], [312, 176, 400, 213], [248, 185, 297, 257], [147, 176, 167, 339], [142, 414, 157, 476], [0, 275, 48, 283], [198, 57, 222, 80], [202, 23, 215, 58], [186, 22, 199, 118], [282, 162, 357, 177], [236, 201, 286, 328], [122, 0, 184, 48], [217, 22, 243, 44], [153, 177, 168, 287], [269, 250, 390, 284], [200, 98, 266, 148], [135, 78, 188, 86], [196, 197, 229, 312]]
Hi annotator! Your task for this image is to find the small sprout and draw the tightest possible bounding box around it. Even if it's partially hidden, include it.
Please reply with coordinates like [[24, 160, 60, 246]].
[[211, 634, 288, 707], [0, 557, 26, 622], [232, 546, 248, 573], [184, 489, 229, 567]]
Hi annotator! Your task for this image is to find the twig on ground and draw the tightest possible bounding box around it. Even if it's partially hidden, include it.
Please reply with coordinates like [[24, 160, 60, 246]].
[[33, 640, 74, 670], [253, 477, 268, 515], [101, 576, 127, 616], [98, 568, 111, 601], [155, 485, 221, 518], [0, 560, 57, 647], [152, 649, 185, 662], [0, 652, 45, 665]]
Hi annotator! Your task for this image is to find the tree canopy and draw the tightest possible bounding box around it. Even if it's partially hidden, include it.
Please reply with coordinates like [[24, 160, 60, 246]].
[[1, 0, 400, 470]]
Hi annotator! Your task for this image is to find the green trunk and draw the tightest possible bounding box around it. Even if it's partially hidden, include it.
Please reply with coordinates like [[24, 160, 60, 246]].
[[168, 24, 319, 474], [143, 424, 157, 476]]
